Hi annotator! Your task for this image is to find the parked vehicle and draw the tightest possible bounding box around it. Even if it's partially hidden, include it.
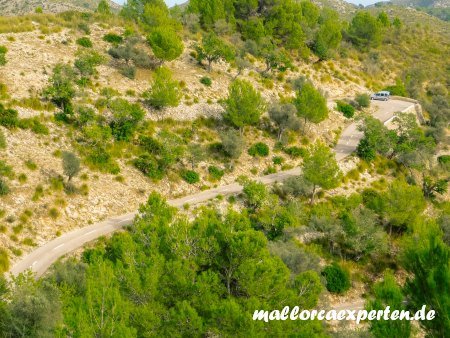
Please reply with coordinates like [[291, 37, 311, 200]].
[[371, 91, 390, 101]]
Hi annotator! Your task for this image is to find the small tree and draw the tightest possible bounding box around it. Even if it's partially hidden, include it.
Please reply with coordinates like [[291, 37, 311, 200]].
[[269, 103, 301, 140], [303, 142, 342, 204], [293, 82, 328, 130], [322, 263, 350, 294], [195, 33, 234, 72], [367, 271, 411, 338], [224, 79, 265, 133], [0, 46, 7, 66], [220, 129, 245, 159], [187, 143, 205, 169], [313, 9, 342, 60], [147, 28, 184, 65], [96, 0, 111, 15], [44, 64, 75, 116], [347, 11, 383, 49], [62, 151, 80, 181], [145, 67, 180, 109]]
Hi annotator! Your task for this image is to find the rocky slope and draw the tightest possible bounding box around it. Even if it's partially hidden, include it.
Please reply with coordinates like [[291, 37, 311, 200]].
[[0, 0, 120, 16]]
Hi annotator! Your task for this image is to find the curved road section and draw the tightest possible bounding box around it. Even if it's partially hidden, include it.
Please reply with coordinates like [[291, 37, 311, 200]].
[[10, 100, 415, 278]]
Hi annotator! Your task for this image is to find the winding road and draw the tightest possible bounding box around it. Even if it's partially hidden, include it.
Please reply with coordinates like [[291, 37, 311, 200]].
[[9, 99, 415, 278]]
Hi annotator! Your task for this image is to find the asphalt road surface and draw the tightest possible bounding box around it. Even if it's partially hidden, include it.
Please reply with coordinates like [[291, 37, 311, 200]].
[[9, 99, 415, 278]]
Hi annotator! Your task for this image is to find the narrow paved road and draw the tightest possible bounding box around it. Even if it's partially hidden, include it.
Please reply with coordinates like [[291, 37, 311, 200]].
[[9, 100, 414, 278]]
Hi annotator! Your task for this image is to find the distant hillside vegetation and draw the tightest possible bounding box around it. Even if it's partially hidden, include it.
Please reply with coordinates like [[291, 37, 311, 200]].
[[0, 0, 120, 16], [390, 0, 449, 8]]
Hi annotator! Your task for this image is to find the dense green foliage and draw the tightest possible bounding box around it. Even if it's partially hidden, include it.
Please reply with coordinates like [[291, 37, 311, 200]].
[[145, 66, 180, 109], [0, 46, 6, 66], [248, 142, 269, 157], [0, 194, 327, 336], [336, 101, 355, 118], [147, 27, 184, 64], [294, 82, 328, 126], [366, 271, 411, 338], [224, 79, 265, 132], [322, 263, 351, 294], [62, 151, 80, 182], [303, 142, 342, 204], [76, 37, 93, 48]]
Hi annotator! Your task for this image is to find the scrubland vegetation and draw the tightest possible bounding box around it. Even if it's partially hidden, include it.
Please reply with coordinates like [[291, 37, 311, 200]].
[[0, 0, 448, 336]]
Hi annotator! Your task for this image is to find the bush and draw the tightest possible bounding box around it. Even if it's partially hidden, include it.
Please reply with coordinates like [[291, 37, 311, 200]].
[[208, 166, 224, 181], [322, 263, 351, 294], [133, 154, 164, 180], [103, 33, 123, 45], [336, 101, 355, 118], [76, 37, 93, 48], [0, 248, 9, 273], [355, 93, 370, 108], [18, 117, 49, 135], [284, 146, 306, 158], [0, 104, 19, 128], [181, 170, 200, 184], [145, 67, 180, 109], [200, 76, 212, 87], [62, 151, 81, 181], [119, 65, 136, 79], [220, 129, 245, 159], [279, 175, 313, 198], [0, 129, 6, 149], [0, 178, 9, 196], [384, 79, 407, 96], [248, 142, 269, 157], [272, 156, 284, 165], [0, 45, 7, 66]]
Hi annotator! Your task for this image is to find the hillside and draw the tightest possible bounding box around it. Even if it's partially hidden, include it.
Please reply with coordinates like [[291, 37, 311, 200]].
[[390, 0, 450, 8], [0, 0, 120, 16]]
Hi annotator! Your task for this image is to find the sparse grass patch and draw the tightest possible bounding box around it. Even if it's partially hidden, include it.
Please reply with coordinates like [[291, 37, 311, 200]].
[[49, 207, 60, 219], [18, 173, 27, 184], [32, 184, 44, 201]]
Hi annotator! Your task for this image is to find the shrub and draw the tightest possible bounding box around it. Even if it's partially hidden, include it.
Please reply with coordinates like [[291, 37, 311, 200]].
[[0, 178, 9, 196], [322, 263, 351, 294], [384, 79, 407, 96], [119, 65, 136, 79], [0, 129, 6, 149], [62, 151, 80, 181], [0, 83, 8, 99], [272, 156, 284, 165], [109, 98, 145, 141], [220, 129, 245, 159], [103, 33, 123, 45], [284, 146, 306, 158], [0, 104, 19, 128], [49, 208, 60, 219], [357, 138, 376, 162], [279, 175, 313, 198], [200, 76, 212, 87], [248, 142, 269, 157], [0, 248, 9, 273], [355, 93, 370, 108], [145, 67, 180, 109], [336, 101, 355, 118], [18, 117, 49, 135], [0, 45, 7, 66], [147, 27, 184, 64], [181, 170, 200, 184], [18, 173, 27, 184], [208, 166, 224, 181], [76, 37, 93, 48], [133, 154, 164, 180]]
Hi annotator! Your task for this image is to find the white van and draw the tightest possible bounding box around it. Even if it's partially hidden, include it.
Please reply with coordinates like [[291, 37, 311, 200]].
[[370, 91, 390, 101]]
